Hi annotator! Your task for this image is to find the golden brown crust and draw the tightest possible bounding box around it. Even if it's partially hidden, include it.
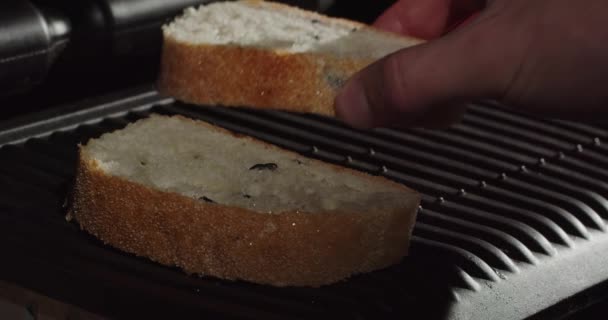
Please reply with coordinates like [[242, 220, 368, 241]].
[[68, 115, 420, 287], [157, 1, 422, 116], [157, 39, 369, 116]]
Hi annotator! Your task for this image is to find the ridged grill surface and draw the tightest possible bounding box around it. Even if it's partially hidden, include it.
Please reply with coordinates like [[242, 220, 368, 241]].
[[1, 89, 608, 319]]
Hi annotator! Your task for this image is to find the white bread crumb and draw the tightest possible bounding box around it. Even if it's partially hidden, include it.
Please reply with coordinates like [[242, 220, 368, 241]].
[[163, 1, 418, 57], [84, 115, 411, 214]]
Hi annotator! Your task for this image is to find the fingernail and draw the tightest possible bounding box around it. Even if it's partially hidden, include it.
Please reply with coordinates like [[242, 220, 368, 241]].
[[335, 79, 373, 128]]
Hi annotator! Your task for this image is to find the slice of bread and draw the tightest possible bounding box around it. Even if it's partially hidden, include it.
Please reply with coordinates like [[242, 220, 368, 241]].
[[158, 0, 422, 116], [68, 115, 420, 287]]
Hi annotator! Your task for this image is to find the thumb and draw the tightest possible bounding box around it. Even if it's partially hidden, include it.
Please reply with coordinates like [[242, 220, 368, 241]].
[[335, 15, 513, 129]]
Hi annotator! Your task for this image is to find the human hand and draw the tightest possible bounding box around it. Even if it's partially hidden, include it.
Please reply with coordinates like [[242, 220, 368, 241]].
[[335, 0, 608, 128]]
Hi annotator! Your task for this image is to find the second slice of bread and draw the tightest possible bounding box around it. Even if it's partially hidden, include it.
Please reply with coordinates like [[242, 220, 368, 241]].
[[158, 0, 422, 116], [68, 115, 420, 287]]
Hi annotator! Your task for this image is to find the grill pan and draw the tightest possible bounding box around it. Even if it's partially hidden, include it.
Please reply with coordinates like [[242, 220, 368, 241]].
[[1, 85, 608, 319]]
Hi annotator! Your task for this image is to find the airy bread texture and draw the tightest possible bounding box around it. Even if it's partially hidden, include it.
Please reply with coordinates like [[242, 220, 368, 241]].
[[68, 115, 420, 287], [158, 0, 422, 116]]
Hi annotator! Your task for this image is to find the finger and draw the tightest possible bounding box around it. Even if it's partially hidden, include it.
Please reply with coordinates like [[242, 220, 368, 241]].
[[373, 0, 486, 39], [373, 0, 451, 39], [335, 15, 509, 129], [445, 0, 486, 33]]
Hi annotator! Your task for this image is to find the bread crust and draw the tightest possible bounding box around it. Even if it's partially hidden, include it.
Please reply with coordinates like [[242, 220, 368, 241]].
[[68, 116, 420, 287], [158, 38, 368, 116], [157, 1, 422, 116]]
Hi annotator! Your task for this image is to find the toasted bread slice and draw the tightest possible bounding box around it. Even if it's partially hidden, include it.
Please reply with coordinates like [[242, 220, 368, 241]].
[[68, 115, 420, 287], [158, 0, 422, 116]]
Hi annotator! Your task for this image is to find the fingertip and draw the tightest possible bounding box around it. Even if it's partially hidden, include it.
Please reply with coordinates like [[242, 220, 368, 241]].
[[373, 8, 407, 35], [373, 17, 405, 35], [334, 78, 374, 129], [372, 0, 452, 40]]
